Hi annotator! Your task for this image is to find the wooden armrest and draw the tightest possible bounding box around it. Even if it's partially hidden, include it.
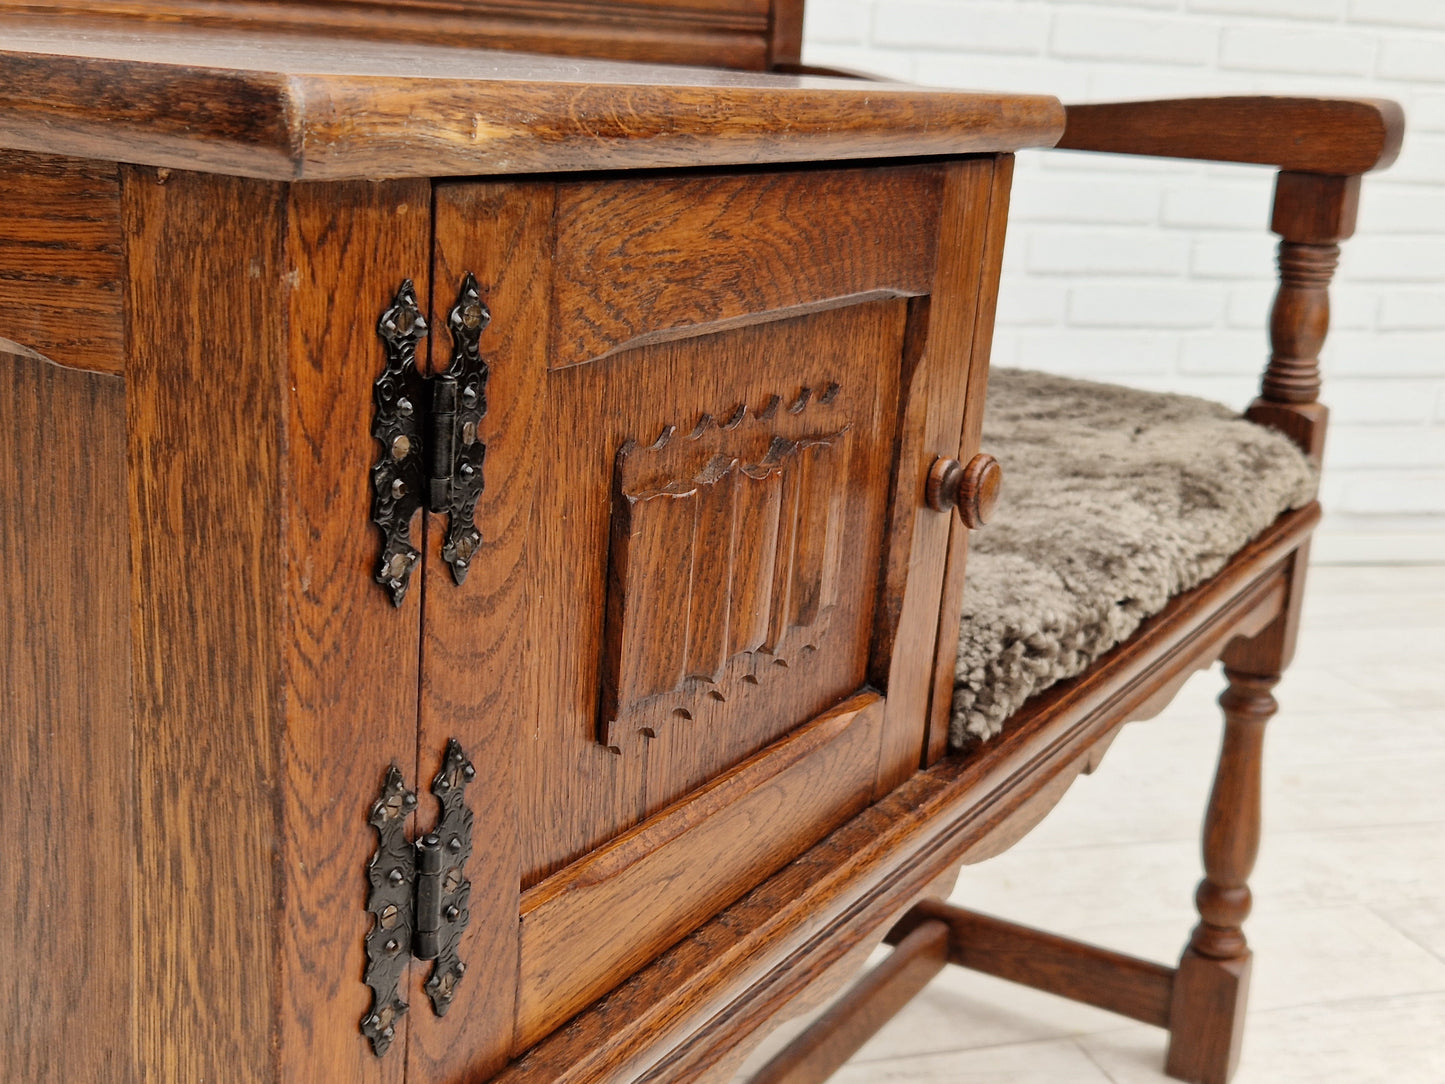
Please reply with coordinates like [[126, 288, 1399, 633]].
[[1058, 96, 1404, 175]]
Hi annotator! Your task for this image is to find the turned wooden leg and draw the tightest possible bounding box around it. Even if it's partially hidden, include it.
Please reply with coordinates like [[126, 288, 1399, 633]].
[[1165, 666, 1278, 1084]]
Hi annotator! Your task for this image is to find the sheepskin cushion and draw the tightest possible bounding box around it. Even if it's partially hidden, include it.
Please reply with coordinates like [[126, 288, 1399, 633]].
[[951, 368, 1317, 747]]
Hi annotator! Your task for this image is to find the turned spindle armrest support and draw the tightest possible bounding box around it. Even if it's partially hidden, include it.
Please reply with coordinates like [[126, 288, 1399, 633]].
[[1055, 96, 1405, 462]]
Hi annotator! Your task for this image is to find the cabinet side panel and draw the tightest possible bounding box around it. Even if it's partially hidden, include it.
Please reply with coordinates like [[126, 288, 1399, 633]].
[[123, 168, 286, 1082], [869, 157, 999, 795], [0, 152, 124, 373], [926, 155, 1015, 764], [0, 346, 133, 1082], [279, 180, 431, 1084]]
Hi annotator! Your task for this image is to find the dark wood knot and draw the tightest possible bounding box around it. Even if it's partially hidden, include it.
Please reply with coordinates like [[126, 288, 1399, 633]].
[[926, 453, 1002, 529]]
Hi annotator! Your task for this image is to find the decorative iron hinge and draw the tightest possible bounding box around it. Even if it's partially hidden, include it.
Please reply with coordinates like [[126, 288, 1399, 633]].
[[372, 275, 491, 606], [361, 740, 477, 1057]]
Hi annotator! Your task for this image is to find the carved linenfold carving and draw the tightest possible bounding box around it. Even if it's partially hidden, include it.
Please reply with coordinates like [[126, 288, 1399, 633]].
[[599, 386, 851, 750]]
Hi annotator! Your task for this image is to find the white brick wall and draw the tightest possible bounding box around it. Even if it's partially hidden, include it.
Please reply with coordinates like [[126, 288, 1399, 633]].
[[804, 0, 1445, 562]]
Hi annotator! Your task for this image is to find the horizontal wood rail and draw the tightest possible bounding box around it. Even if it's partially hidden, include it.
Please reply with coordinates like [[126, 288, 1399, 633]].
[[890, 901, 1175, 1027], [749, 899, 1175, 1084], [1058, 97, 1404, 175]]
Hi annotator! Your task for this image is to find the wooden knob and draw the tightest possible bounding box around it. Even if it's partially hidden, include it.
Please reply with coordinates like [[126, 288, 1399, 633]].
[[926, 453, 1002, 529]]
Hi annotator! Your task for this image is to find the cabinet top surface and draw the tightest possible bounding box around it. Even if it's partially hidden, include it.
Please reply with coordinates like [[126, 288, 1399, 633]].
[[0, 16, 1063, 180]]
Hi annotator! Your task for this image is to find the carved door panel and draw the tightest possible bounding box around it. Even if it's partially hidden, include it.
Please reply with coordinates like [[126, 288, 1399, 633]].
[[404, 158, 1009, 1074]]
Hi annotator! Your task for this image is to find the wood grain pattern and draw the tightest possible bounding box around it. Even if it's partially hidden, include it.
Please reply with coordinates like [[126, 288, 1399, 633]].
[[1059, 97, 1404, 175], [0, 152, 123, 373], [516, 693, 884, 1050], [277, 180, 431, 1084], [13, 0, 775, 70], [404, 180, 557, 1082], [123, 166, 286, 1083], [522, 300, 903, 884], [550, 167, 942, 367], [600, 389, 853, 747], [492, 504, 1317, 1083], [0, 20, 1065, 181], [0, 343, 132, 1082], [869, 156, 1000, 796], [926, 153, 1014, 765], [633, 310, 904, 810], [510, 164, 934, 889]]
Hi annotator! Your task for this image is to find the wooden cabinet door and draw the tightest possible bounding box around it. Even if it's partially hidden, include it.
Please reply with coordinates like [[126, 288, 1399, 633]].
[[405, 158, 1010, 1078]]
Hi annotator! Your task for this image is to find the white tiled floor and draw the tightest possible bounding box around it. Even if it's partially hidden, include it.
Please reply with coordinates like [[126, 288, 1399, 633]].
[[824, 565, 1445, 1082]]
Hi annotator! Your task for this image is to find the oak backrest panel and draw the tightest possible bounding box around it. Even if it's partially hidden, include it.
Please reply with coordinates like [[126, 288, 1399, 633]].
[[26, 0, 803, 69]]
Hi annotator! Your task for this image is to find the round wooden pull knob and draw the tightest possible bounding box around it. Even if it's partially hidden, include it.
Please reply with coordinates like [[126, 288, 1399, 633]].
[[926, 453, 1002, 529]]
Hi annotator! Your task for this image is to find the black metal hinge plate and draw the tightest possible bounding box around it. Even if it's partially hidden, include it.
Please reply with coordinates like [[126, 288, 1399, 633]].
[[361, 739, 477, 1057], [371, 275, 491, 606]]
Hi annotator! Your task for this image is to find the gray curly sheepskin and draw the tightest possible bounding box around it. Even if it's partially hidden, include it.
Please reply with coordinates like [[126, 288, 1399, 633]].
[[951, 368, 1317, 747]]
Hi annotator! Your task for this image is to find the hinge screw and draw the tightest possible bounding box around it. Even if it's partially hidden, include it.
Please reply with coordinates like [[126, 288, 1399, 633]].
[[447, 836, 462, 852], [461, 386, 479, 408], [391, 478, 407, 500], [390, 435, 411, 460], [402, 792, 418, 810], [388, 867, 405, 886], [456, 962, 466, 975], [462, 764, 476, 782], [397, 397, 413, 417], [384, 939, 399, 954], [458, 462, 475, 480], [445, 905, 461, 922]]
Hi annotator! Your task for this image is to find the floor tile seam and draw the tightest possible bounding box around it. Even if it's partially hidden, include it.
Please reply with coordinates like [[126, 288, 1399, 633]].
[[1003, 816, 1445, 860], [1073, 1032, 1130, 1084], [1239, 986, 1445, 1018], [845, 1025, 1146, 1067], [1271, 705, 1445, 719], [954, 899, 1445, 966], [1257, 818, 1445, 838], [1235, 976, 1445, 1020], [1364, 901, 1445, 968], [1271, 751, 1445, 768]]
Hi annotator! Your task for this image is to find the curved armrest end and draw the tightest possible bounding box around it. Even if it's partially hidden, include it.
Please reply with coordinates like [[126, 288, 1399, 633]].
[[1057, 96, 1404, 175]]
